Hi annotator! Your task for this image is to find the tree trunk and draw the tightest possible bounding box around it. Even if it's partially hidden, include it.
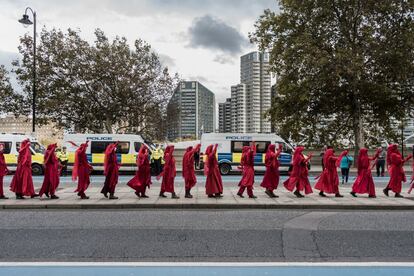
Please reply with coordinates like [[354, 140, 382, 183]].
[[105, 118, 113, 134], [352, 100, 364, 165]]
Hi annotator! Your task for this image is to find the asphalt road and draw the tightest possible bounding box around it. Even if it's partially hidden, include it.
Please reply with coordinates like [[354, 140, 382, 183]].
[[0, 209, 413, 262]]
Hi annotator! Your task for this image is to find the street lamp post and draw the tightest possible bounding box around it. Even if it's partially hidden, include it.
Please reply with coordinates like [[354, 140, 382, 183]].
[[18, 7, 37, 133]]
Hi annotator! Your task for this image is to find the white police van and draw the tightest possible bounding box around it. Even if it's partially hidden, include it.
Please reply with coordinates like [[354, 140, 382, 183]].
[[200, 133, 296, 175]]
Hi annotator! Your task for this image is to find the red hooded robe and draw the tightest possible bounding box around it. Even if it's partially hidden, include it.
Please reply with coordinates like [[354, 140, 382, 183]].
[[73, 141, 92, 194], [351, 148, 377, 196], [386, 144, 411, 194], [39, 143, 60, 197], [101, 142, 120, 194], [160, 145, 176, 193], [260, 144, 282, 191], [0, 149, 9, 197], [205, 144, 223, 195], [314, 149, 347, 194], [238, 144, 256, 188], [182, 144, 201, 190], [127, 145, 152, 192], [283, 146, 313, 194], [10, 139, 36, 196]]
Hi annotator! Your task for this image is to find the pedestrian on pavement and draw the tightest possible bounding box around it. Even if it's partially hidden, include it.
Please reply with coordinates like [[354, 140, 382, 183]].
[[0, 143, 9, 199], [157, 145, 179, 199], [284, 146, 313, 197], [72, 141, 93, 199], [340, 150, 353, 184], [383, 144, 412, 198], [57, 146, 69, 176], [39, 143, 61, 199], [182, 144, 201, 198], [376, 147, 386, 177], [151, 144, 164, 175], [237, 142, 257, 198], [260, 143, 283, 198], [320, 145, 327, 170], [204, 144, 223, 198], [101, 142, 120, 199], [314, 148, 348, 197], [350, 148, 380, 198], [128, 144, 152, 198], [10, 139, 38, 199]]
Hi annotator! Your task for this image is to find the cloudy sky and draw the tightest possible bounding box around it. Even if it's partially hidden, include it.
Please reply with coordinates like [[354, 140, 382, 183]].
[[0, 0, 279, 104]]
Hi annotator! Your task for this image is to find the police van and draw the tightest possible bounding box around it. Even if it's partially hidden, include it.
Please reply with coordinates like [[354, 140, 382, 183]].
[[200, 133, 296, 175], [0, 133, 46, 175], [63, 133, 155, 172]]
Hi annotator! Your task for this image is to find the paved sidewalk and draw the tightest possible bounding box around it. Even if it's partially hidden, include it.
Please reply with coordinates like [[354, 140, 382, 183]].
[[1, 185, 414, 210]]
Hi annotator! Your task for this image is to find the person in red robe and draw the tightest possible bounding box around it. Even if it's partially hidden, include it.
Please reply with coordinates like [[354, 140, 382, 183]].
[[383, 144, 412, 197], [39, 143, 61, 199], [101, 142, 120, 199], [182, 144, 201, 198], [350, 148, 380, 198], [10, 139, 38, 199], [72, 141, 93, 199], [237, 143, 256, 198], [0, 143, 9, 199], [205, 144, 224, 198], [158, 145, 179, 198], [283, 146, 313, 197], [314, 148, 347, 197], [127, 144, 152, 198], [260, 143, 283, 198]]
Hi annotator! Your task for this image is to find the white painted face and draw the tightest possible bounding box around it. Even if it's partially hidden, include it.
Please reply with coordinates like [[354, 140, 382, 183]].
[[0, 143, 4, 152]]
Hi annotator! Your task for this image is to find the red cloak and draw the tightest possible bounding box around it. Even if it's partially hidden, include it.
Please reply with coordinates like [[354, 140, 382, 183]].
[[314, 149, 346, 194], [159, 145, 176, 193], [283, 146, 313, 194], [386, 144, 411, 194], [127, 145, 152, 191], [351, 148, 377, 196], [260, 144, 282, 191], [39, 143, 60, 197], [0, 150, 9, 197], [101, 142, 120, 194], [205, 144, 223, 195], [238, 144, 256, 188], [10, 139, 36, 196], [73, 141, 92, 194], [182, 144, 201, 190]]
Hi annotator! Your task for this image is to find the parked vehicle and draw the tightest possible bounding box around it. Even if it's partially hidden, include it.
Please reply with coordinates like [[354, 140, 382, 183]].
[[63, 134, 155, 173], [200, 133, 299, 175], [0, 133, 45, 175]]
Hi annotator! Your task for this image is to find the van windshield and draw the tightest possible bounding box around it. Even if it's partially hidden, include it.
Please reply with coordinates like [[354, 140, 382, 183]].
[[31, 142, 45, 154]]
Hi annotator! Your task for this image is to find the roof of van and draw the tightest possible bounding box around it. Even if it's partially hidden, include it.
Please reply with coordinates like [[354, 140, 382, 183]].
[[63, 133, 145, 141], [0, 133, 38, 141], [201, 133, 285, 141]]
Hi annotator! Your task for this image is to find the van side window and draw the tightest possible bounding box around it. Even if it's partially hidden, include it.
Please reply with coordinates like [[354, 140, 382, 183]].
[[134, 142, 142, 152], [254, 141, 270, 153], [231, 141, 250, 153], [0, 142, 12, 154], [91, 141, 130, 154]]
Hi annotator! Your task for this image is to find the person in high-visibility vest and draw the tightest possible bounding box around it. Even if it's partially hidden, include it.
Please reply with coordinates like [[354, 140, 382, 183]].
[[57, 146, 69, 176], [151, 144, 164, 175]]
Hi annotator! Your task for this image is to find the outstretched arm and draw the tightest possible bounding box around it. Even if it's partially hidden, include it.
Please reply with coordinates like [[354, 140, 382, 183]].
[[193, 144, 201, 155], [275, 144, 283, 158], [213, 144, 218, 155], [251, 142, 257, 155], [403, 154, 413, 164]]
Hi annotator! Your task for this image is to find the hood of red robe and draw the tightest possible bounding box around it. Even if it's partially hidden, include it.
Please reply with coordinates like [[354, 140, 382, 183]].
[[72, 141, 89, 181], [292, 146, 304, 166], [387, 144, 399, 165], [265, 144, 276, 165], [204, 145, 214, 175], [44, 143, 58, 164], [358, 148, 369, 171], [104, 142, 118, 175], [323, 148, 335, 167]]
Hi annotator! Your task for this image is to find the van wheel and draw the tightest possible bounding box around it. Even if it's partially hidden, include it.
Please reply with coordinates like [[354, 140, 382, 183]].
[[219, 163, 231, 175], [32, 164, 43, 175]]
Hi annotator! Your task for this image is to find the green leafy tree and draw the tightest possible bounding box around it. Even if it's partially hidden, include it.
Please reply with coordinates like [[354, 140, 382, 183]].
[[13, 28, 178, 140], [0, 65, 27, 116], [251, 0, 414, 153]]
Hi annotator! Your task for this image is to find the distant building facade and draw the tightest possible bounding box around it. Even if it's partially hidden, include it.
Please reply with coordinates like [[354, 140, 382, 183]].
[[218, 51, 271, 133], [167, 81, 216, 140], [0, 114, 63, 144], [218, 98, 232, 133]]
